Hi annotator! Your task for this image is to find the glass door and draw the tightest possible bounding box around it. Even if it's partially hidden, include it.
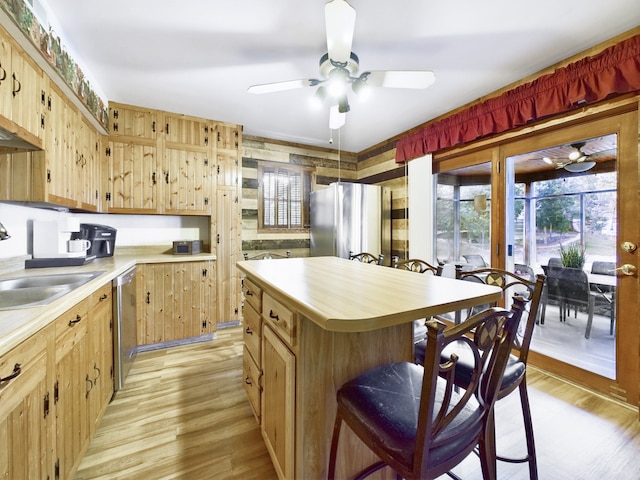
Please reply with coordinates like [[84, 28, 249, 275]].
[[503, 112, 638, 404]]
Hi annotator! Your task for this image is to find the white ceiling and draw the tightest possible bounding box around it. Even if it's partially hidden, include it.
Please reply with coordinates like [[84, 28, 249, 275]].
[[41, 0, 640, 152]]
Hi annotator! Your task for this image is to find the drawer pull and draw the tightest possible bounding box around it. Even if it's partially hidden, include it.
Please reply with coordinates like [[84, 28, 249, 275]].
[[99, 294, 108, 301], [68, 314, 82, 326], [0, 363, 21, 382], [245, 327, 253, 335], [269, 310, 279, 321], [245, 290, 254, 297], [245, 375, 252, 386]]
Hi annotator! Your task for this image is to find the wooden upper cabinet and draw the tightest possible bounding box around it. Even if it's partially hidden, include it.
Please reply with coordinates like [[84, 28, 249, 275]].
[[215, 123, 242, 187], [109, 102, 157, 140], [106, 139, 159, 213], [77, 115, 102, 211], [0, 25, 44, 145], [163, 146, 212, 214], [164, 113, 211, 148], [216, 123, 240, 151]]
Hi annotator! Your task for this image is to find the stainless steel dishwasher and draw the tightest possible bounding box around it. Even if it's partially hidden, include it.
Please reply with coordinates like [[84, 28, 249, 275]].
[[113, 266, 137, 394]]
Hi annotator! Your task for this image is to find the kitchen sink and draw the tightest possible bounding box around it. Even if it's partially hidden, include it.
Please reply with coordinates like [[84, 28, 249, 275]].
[[0, 271, 106, 310]]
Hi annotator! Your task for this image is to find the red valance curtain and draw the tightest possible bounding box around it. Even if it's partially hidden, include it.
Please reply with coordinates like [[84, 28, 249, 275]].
[[395, 34, 640, 163]]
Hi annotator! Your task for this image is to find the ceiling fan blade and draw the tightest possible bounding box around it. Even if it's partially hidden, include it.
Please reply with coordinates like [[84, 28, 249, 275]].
[[329, 105, 346, 130], [364, 70, 436, 89], [248, 78, 318, 94], [325, 0, 356, 64]]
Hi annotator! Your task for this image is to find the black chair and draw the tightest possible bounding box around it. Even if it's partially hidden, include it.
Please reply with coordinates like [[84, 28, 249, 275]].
[[539, 261, 563, 325], [243, 250, 291, 260], [416, 266, 545, 480], [590, 262, 616, 335], [328, 297, 528, 480], [349, 251, 384, 265]]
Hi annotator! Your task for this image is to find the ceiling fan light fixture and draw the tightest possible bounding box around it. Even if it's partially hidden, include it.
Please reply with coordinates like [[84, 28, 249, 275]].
[[338, 95, 350, 113], [311, 86, 327, 109], [564, 161, 596, 173]]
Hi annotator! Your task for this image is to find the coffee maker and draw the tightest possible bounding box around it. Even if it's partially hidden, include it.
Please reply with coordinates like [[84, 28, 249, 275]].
[[74, 223, 117, 257], [33, 218, 86, 258]]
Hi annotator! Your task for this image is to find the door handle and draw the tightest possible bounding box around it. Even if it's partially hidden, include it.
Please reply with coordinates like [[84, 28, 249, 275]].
[[621, 242, 637, 254], [614, 264, 637, 276]]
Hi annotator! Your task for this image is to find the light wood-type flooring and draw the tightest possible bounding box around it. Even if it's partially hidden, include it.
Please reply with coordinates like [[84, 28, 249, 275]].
[[76, 326, 640, 480]]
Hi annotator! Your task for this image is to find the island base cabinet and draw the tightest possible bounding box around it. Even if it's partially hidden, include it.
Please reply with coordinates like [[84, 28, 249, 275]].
[[261, 325, 295, 480], [0, 326, 53, 480]]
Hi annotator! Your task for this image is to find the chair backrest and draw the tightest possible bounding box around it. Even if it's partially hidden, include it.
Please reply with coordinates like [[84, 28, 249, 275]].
[[454, 265, 545, 364], [548, 257, 563, 269], [462, 254, 487, 268], [514, 263, 535, 281], [394, 258, 443, 275], [556, 267, 590, 301], [348, 251, 384, 265], [416, 297, 527, 476], [243, 250, 291, 260]]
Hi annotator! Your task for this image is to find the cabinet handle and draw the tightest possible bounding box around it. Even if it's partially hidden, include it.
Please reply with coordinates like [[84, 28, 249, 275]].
[[85, 374, 93, 398], [165, 172, 170, 184], [146, 292, 151, 304], [68, 314, 82, 326], [93, 362, 101, 382], [245, 327, 253, 335], [245, 376, 252, 386], [0, 363, 21, 382], [11, 73, 21, 96], [269, 310, 279, 321], [245, 290, 253, 297], [0, 64, 6, 82], [152, 172, 157, 185], [99, 294, 108, 301]]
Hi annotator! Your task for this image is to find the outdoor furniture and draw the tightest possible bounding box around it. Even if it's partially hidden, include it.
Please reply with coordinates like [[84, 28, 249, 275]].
[[243, 250, 291, 260], [588, 263, 616, 336], [328, 298, 527, 480], [463, 254, 488, 268]]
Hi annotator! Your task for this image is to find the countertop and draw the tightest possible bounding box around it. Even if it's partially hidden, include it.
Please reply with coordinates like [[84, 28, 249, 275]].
[[237, 256, 502, 333], [0, 251, 216, 355]]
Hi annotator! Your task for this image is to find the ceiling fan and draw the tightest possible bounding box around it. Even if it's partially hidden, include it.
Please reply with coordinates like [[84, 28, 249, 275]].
[[544, 142, 596, 172], [247, 0, 436, 130]]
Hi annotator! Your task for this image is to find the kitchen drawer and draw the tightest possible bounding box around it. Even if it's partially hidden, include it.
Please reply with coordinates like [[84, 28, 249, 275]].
[[0, 325, 50, 417], [243, 346, 261, 422], [263, 293, 296, 347], [55, 299, 89, 362], [243, 303, 261, 366], [244, 277, 262, 313], [89, 282, 112, 311]]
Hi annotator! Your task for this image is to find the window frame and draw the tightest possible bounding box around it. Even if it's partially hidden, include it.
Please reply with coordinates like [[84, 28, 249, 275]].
[[257, 161, 314, 232]]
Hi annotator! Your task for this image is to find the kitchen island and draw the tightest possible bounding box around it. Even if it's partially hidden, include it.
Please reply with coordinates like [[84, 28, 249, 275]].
[[236, 256, 502, 480]]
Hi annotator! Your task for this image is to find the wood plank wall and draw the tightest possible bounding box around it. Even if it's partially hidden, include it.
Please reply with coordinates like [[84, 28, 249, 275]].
[[241, 136, 359, 258]]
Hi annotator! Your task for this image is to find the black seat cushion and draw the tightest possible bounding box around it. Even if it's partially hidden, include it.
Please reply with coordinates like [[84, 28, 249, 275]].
[[415, 340, 525, 392], [337, 362, 483, 469]]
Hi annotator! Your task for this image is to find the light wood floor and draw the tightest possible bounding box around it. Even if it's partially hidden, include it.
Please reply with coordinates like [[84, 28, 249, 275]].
[[76, 326, 640, 480]]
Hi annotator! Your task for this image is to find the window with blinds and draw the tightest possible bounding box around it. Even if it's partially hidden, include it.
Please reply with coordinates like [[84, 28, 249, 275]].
[[259, 163, 313, 230]]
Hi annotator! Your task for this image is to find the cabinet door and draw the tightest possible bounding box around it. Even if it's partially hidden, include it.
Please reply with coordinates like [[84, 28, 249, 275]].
[[216, 187, 242, 324], [262, 325, 295, 480], [0, 27, 13, 122], [87, 283, 113, 434], [107, 140, 159, 213], [54, 299, 90, 480], [138, 261, 215, 345], [164, 113, 211, 147], [109, 103, 157, 140], [0, 327, 53, 480], [44, 84, 77, 206], [10, 46, 43, 139], [162, 146, 212, 214], [215, 123, 241, 187], [77, 116, 101, 211]]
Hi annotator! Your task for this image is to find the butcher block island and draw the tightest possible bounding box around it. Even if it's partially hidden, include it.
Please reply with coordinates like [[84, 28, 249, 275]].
[[236, 256, 502, 480]]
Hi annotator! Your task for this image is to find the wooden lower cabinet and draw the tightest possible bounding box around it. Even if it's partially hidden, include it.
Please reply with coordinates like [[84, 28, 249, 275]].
[[0, 326, 53, 480], [0, 281, 114, 480], [137, 260, 216, 345], [261, 325, 295, 480], [54, 297, 92, 480]]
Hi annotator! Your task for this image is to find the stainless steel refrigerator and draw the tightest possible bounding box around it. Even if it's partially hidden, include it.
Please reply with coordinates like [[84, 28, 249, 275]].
[[310, 182, 391, 263]]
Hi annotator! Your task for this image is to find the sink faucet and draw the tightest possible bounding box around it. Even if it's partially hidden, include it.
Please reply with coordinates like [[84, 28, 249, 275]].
[[0, 221, 10, 240]]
